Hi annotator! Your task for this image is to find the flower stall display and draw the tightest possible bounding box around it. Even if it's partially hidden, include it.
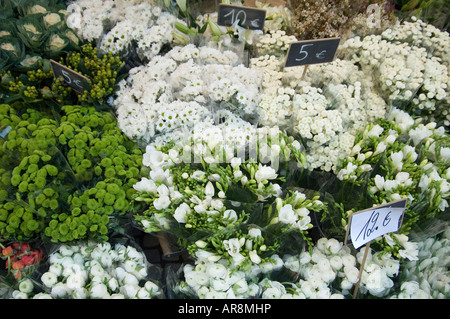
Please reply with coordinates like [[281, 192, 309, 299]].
[[0, 0, 449, 300]]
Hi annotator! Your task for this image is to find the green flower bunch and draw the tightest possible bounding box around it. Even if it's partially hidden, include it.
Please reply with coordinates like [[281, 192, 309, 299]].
[[0, 0, 79, 72], [1, 43, 124, 107], [0, 103, 144, 243]]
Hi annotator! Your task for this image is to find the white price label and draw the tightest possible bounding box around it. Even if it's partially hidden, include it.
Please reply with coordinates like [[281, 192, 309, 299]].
[[346, 199, 407, 249]]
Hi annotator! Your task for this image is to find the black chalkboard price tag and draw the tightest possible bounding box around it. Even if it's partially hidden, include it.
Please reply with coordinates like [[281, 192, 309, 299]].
[[50, 59, 90, 94], [284, 38, 340, 68], [217, 4, 266, 31]]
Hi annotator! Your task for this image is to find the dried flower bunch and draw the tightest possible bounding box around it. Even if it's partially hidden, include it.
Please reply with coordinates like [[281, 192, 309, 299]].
[[288, 0, 396, 40]]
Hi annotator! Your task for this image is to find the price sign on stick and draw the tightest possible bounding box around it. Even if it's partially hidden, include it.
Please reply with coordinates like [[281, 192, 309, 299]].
[[50, 59, 90, 94], [344, 198, 407, 298], [345, 198, 407, 249], [217, 4, 266, 30], [284, 38, 340, 68]]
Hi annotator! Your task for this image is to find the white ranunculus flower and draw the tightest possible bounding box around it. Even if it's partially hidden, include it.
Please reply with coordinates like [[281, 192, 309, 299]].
[[12, 291, 28, 299], [137, 287, 151, 299], [121, 284, 139, 298], [144, 281, 160, 295], [66, 273, 86, 290], [211, 278, 231, 292], [19, 279, 34, 294], [90, 283, 110, 299], [41, 271, 58, 288], [262, 286, 283, 299], [51, 282, 69, 298]]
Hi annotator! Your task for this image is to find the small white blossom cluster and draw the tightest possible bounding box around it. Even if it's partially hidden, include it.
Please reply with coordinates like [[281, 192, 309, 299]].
[[343, 26, 449, 118], [250, 41, 387, 173], [66, 0, 148, 41], [394, 228, 450, 299], [67, 0, 176, 59], [255, 30, 297, 56], [381, 17, 450, 68], [31, 241, 162, 299], [113, 44, 262, 145], [250, 54, 284, 92]]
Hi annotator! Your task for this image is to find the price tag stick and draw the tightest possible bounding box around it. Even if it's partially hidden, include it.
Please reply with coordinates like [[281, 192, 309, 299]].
[[300, 65, 309, 81], [344, 198, 407, 298], [352, 242, 370, 299]]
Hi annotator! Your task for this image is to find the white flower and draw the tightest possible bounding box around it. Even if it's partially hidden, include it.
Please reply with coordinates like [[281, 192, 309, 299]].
[[278, 204, 298, 224], [12, 291, 28, 299], [230, 157, 242, 168], [204, 181, 215, 197], [153, 195, 171, 210], [174, 202, 190, 223], [41, 271, 58, 288], [121, 284, 139, 298], [249, 250, 262, 264], [206, 263, 228, 279], [108, 278, 119, 291], [248, 227, 262, 239], [254, 164, 278, 183], [66, 273, 86, 290], [48, 263, 63, 276], [90, 283, 110, 299], [51, 282, 69, 298], [19, 279, 34, 294], [223, 209, 238, 223], [72, 288, 88, 299], [144, 281, 160, 295], [367, 124, 384, 137], [133, 177, 158, 193]]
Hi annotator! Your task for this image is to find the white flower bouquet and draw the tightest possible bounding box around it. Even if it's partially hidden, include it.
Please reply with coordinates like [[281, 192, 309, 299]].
[[9, 238, 164, 299], [330, 108, 449, 259]]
